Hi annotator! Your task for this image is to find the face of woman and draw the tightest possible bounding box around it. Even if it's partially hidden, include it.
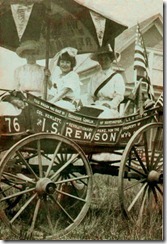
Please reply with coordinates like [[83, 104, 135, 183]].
[[59, 59, 72, 74], [23, 50, 37, 64], [97, 54, 112, 70]]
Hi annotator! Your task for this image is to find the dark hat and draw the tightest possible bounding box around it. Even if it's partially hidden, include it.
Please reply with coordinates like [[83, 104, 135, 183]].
[[90, 44, 120, 63], [16, 40, 40, 58]]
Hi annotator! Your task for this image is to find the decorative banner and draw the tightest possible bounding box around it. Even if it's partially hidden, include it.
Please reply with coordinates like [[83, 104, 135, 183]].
[[90, 10, 106, 46], [11, 3, 34, 41]]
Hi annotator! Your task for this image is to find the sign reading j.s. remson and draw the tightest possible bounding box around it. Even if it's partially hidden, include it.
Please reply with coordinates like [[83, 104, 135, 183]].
[[0, 94, 154, 147]]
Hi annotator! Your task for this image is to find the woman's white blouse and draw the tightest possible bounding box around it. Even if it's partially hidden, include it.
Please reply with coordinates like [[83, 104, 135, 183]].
[[14, 64, 45, 97], [88, 67, 125, 109], [50, 67, 81, 101]]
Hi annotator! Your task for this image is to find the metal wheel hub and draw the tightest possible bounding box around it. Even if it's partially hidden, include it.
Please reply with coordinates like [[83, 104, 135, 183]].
[[147, 170, 162, 183], [36, 178, 56, 195]]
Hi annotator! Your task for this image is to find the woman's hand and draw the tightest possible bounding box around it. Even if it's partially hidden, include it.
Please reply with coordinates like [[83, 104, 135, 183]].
[[10, 98, 25, 109], [44, 68, 51, 77]]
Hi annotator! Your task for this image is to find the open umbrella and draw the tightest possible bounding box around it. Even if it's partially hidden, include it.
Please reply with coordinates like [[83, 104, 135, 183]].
[[0, 0, 128, 98]]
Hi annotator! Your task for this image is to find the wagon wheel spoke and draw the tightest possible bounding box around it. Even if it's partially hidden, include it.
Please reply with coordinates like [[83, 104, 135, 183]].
[[56, 188, 86, 202], [44, 200, 54, 233], [150, 127, 161, 169], [55, 175, 89, 185], [10, 193, 37, 224], [143, 132, 150, 170], [49, 195, 74, 223], [0, 133, 92, 239], [37, 140, 43, 178], [151, 185, 159, 203], [70, 172, 89, 186], [125, 162, 146, 177], [153, 152, 163, 170], [132, 147, 148, 174], [155, 184, 163, 197], [27, 198, 41, 238], [127, 182, 147, 212], [16, 151, 39, 180], [156, 163, 163, 172], [3, 171, 35, 184], [123, 178, 146, 191], [136, 185, 148, 225], [119, 123, 163, 223], [0, 187, 35, 203], [45, 141, 62, 178], [50, 154, 79, 181]]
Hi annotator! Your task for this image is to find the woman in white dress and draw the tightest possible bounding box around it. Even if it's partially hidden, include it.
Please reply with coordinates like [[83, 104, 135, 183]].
[[14, 40, 51, 99], [87, 44, 125, 118], [48, 47, 81, 112]]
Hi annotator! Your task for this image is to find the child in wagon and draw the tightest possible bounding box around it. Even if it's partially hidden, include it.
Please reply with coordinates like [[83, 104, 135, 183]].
[[48, 47, 82, 112]]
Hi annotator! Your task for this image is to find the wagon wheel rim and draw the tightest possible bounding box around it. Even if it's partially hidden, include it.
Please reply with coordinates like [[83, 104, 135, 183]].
[[0, 133, 93, 240], [118, 123, 163, 224]]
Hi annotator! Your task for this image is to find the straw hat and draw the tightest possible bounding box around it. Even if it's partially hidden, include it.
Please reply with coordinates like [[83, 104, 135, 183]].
[[91, 44, 120, 63], [16, 40, 40, 58]]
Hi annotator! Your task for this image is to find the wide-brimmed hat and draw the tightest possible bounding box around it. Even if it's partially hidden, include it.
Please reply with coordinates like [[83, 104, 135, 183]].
[[90, 44, 120, 63], [16, 40, 40, 58]]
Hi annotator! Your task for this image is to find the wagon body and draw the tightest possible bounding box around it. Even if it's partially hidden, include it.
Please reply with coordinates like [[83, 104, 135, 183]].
[[0, 93, 159, 153], [0, 93, 163, 240]]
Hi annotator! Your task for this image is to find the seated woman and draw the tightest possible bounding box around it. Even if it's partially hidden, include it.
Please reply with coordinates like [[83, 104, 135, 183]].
[[87, 44, 125, 119], [48, 47, 81, 112], [14, 40, 51, 99]]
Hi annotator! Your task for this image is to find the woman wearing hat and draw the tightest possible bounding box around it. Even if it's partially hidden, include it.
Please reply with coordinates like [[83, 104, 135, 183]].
[[87, 44, 125, 118], [48, 47, 81, 112], [14, 40, 51, 98]]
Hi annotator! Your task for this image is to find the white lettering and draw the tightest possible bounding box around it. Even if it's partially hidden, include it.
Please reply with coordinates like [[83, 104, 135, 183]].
[[13, 118, 20, 132], [37, 110, 43, 116], [110, 133, 117, 142], [94, 133, 100, 141], [83, 117, 94, 124], [51, 122, 58, 134], [102, 133, 108, 141], [75, 130, 82, 139], [84, 132, 92, 140], [68, 113, 82, 121], [5, 118, 11, 132], [65, 127, 73, 137]]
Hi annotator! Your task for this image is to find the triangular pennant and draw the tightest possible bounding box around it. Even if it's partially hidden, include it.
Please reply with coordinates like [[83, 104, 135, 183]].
[[11, 3, 34, 41], [90, 10, 106, 46]]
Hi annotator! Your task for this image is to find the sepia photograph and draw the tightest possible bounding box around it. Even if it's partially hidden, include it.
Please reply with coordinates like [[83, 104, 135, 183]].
[[0, 0, 163, 240]]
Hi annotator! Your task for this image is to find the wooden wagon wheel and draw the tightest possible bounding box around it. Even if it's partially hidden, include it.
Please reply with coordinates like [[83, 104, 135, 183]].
[[118, 123, 163, 224], [0, 133, 93, 240]]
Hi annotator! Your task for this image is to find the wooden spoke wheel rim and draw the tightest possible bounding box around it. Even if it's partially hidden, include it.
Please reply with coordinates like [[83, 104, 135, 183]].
[[0, 133, 93, 239], [118, 123, 163, 223]]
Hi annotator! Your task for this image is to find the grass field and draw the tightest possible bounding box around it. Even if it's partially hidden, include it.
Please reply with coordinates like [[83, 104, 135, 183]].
[[0, 174, 163, 241]]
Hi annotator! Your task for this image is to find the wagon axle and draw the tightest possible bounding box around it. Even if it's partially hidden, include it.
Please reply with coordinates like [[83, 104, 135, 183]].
[[36, 178, 56, 195]]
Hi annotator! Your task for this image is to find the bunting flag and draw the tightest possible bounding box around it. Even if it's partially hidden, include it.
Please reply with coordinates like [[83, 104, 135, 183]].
[[11, 3, 34, 41], [90, 11, 106, 46], [134, 23, 155, 100]]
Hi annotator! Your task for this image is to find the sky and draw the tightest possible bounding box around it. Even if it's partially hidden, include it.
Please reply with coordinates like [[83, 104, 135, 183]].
[[0, 0, 163, 90]]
